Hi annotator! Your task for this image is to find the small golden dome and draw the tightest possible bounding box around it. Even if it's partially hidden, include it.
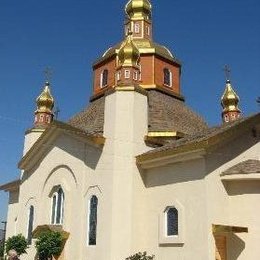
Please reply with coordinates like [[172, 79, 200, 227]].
[[118, 32, 140, 66], [36, 82, 54, 114], [125, 0, 152, 20], [221, 80, 240, 113]]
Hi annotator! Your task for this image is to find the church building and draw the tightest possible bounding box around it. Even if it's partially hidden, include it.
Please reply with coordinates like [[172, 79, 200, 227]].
[[1, 0, 260, 259]]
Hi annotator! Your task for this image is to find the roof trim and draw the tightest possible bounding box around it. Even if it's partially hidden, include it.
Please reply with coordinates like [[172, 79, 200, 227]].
[[137, 113, 260, 166], [18, 120, 105, 170], [221, 159, 260, 176], [221, 173, 260, 182], [0, 179, 20, 192], [212, 224, 248, 234]]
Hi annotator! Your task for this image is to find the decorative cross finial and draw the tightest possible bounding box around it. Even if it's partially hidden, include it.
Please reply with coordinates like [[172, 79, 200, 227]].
[[44, 67, 53, 83], [224, 65, 231, 81]]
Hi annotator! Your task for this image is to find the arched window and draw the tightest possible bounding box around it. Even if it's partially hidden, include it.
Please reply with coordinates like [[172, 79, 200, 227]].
[[163, 68, 172, 87], [100, 69, 108, 88], [166, 207, 178, 236], [51, 187, 64, 225], [27, 206, 34, 244], [88, 195, 98, 246]]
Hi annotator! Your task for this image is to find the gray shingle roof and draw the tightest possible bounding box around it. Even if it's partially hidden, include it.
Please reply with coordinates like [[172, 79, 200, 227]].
[[68, 90, 208, 137], [138, 113, 260, 159], [68, 96, 105, 134], [148, 90, 208, 135], [221, 160, 260, 176]]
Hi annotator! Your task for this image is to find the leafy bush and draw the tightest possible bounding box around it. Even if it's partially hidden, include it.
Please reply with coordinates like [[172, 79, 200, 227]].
[[126, 252, 154, 260], [0, 242, 4, 257], [35, 231, 63, 260], [5, 234, 28, 256]]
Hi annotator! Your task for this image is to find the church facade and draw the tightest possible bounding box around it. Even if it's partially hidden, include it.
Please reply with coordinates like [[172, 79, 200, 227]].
[[1, 1, 260, 260]]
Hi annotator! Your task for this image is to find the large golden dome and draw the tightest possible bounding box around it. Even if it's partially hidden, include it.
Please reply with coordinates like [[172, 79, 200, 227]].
[[36, 82, 54, 114]]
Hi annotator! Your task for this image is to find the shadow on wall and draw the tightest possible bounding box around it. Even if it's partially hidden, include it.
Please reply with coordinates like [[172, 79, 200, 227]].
[[228, 233, 245, 260], [22, 136, 103, 183], [223, 181, 260, 196], [141, 158, 206, 188], [205, 129, 259, 176]]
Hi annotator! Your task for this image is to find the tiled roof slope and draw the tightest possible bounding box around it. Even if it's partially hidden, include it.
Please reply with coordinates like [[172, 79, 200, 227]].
[[221, 160, 260, 176], [138, 113, 260, 158], [68, 90, 208, 136], [68, 96, 105, 134], [148, 91, 208, 134]]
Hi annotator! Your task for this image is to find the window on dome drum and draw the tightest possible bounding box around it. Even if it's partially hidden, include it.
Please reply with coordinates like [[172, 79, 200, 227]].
[[116, 71, 121, 81], [163, 68, 172, 87], [146, 26, 150, 35], [166, 207, 178, 236], [88, 195, 98, 246], [100, 69, 108, 88], [125, 70, 130, 79], [51, 187, 64, 225], [134, 23, 140, 33], [133, 71, 138, 80], [27, 206, 34, 245]]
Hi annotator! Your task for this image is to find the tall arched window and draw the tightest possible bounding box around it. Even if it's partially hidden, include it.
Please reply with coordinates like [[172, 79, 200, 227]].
[[166, 207, 178, 236], [51, 187, 64, 225], [100, 69, 108, 88], [27, 206, 34, 244], [88, 195, 98, 246], [163, 68, 172, 87]]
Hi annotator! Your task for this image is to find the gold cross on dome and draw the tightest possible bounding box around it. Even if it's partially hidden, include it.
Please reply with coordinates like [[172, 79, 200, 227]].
[[224, 65, 231, 81], [44, 67, 53, 83]]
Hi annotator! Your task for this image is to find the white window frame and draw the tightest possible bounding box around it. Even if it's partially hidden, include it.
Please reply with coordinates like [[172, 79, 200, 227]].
[[146, 26, 150, 36], [134, 23, 140, 33], [50, 187, 64, 225], [116, 71, 121, 81], [133, 71, 138, 81], [87, 195, 98, 246], [163, 68, 173, 87], [27, 205, 34, 245], [100, 69, 108, 88], [159, 201, 185, 245], [125, 70, 130, 79], [165, 207, 178, 237]]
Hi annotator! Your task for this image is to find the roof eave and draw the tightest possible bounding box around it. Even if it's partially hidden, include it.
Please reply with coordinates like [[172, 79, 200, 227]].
[[0, 179, 20, 192], [18, 121, 105, 170], [137, 113, 260, 166]]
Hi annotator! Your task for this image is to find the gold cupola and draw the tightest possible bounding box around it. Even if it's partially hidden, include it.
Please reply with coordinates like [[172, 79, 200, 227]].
[[221, 80, 241, 123], [125, 0, 152, 20], [36, 81, 54, 113], [118, 32, 140, 67], [34, 81, 55, 127]]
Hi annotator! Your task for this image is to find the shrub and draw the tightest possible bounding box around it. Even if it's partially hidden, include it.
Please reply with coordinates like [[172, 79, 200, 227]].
[[35, 231, 63, 260], [0, 242, 4, 257], [5, 234, 28, 256], [126, 252, 155, 260]]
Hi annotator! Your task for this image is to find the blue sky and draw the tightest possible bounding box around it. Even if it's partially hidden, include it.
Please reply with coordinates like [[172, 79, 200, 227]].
[[0, 0, 259, 221]]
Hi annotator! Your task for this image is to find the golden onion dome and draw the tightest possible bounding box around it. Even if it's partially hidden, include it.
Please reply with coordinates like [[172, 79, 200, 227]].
[[36, 82, 54, 114], [221, 80, 240, 112], [125, 0, 152, 20], [118, 33, 140, 66]]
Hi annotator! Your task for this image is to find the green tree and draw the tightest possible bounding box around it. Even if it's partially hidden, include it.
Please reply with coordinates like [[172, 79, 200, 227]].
[[5, 234, 28, 256], [35, 231, 63, 260], [126, 252, 155, 260], [0, 242, 4, 257]]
